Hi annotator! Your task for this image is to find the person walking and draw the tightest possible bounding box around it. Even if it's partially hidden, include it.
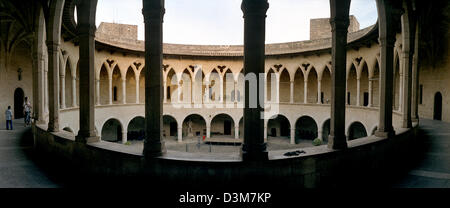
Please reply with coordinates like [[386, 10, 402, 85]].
[[23, 97, 32, 126], [5, 106, 13, 130]]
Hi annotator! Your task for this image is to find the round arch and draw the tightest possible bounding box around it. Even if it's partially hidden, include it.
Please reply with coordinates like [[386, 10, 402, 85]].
[[127, 116, 145, 141], [295, 116, 318, 142], [267, 114, 291, 139], [347, 121, 367, 141], [210, 113, 235, 137], [182, 114, 207, 138], [163, 115, 178, 140], [101, 118, 123, 143]]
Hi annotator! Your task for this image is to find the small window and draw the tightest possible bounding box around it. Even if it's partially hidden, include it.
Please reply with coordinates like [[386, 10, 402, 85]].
[[419, 85, 423, 104], [113, 86, 117, 101], [167, 86, 171, 100], [347, 92, 351, 105]]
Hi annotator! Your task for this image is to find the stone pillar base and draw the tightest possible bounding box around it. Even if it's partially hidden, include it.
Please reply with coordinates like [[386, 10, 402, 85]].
[[241, 143, 268, 161], [75, 135, 100, 143], [327, 135, 347, 150], [375, 130, 395, 139], [143, 141, 166, 158]]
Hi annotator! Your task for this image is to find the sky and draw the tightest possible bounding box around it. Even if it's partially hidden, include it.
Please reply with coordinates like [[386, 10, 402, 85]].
[[94, 0, 378, 45]]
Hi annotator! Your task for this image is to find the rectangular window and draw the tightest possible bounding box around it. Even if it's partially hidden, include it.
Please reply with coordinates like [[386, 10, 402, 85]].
[[363, 92, 369, 106], [167, 86, 171, 99], [321, 92, 324, 104], [419, 84, 423, 104], [347, 92, 351, 105]]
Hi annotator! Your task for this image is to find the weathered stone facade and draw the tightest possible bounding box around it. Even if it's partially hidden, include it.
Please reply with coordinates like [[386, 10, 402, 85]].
[[310, 15, 360, 40]]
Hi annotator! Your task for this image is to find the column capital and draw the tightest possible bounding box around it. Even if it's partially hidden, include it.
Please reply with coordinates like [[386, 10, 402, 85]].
[[241, 0, 269, 17], [142, 0, 165, 22]]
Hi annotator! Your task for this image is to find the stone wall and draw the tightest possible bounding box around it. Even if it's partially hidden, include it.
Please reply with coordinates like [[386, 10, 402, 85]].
[[310, 15, 360, 40]]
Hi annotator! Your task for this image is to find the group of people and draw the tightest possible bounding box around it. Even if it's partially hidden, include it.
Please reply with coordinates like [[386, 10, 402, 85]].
[[4, 97, 32, 130]]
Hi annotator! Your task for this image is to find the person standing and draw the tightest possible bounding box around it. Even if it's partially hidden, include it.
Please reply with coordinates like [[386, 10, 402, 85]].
[[5, 106, 13, 130], [23, 97, 32, 126]]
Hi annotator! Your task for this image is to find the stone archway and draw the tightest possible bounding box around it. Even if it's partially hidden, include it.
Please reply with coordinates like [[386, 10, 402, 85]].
[[163, 115, 177, 139], [182, 114, 206, 139], [295, 116, 318, 143], [210, 114, 235, 138], [127, 116, 145, 141], [14, 88, 25, 119], [101, 118, 123, 143], [348, 121, 367, 140]]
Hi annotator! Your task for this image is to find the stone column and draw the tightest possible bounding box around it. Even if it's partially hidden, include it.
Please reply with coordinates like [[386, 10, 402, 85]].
[[95, 79, 100, 105], [290, 80, 294, 104], [375, 0, 397, 138], [163, 80, 167, 103], [234, 81, 238, 103], [47, 41, 60, 132], [264, 76, 268, 103], [60, 74, 66, 109], [72, 77, 77, 107], [401, 4, 416, 128], [241, 0, 269, 161], [122, 132, 128, 144], [399, 72, 403, 111], [356, 78, 361, 106], [121, 78, 126, 104], [205, 81, 210, 103], [304, 79, 308, 103], [368, 79, 373, 107], [412, 21, 420, 121], [290, 128, 295, 144], [275, 74, 280, 104], [75, 0, 99, 143], [206, 125, 211, 139], [32, 41, 45, 124], [177, 127, 182, 142], [318, 130, 323, 141], [263, 122, 267, 142], [142, 0, 166, 157], [108, 77, 112, 104], [45, 0, 65, 131], [317, 79, 322, 104], [177, 81, 182, 103], [136, 76, 140, 104], [44, 68, 49, 116], [235, 125, 239, 139], [328, 0, 351, 149], [219, 78, 224, 103]]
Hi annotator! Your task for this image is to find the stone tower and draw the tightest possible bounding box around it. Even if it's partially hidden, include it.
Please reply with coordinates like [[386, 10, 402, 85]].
[[310, 15, 360, 40]]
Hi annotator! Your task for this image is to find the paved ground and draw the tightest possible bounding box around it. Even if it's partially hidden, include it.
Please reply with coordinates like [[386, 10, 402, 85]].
[[0, 119, 60, 188], [0, 118, 448, 188], [391, 119, 450, 188]]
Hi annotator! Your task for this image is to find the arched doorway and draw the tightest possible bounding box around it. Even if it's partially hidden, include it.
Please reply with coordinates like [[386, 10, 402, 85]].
[[127, 117, 145, 141], [295, 116, 318, 143], [101, 119, 123, 143], [163, 115, 177, 139], [14, 88, 25, 119], [182, 114, 206, 139], [434, 92, 442, 120], [348, 121, 367, 141], [267, 114, 290, 137], [211, 114, 235, 138]]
